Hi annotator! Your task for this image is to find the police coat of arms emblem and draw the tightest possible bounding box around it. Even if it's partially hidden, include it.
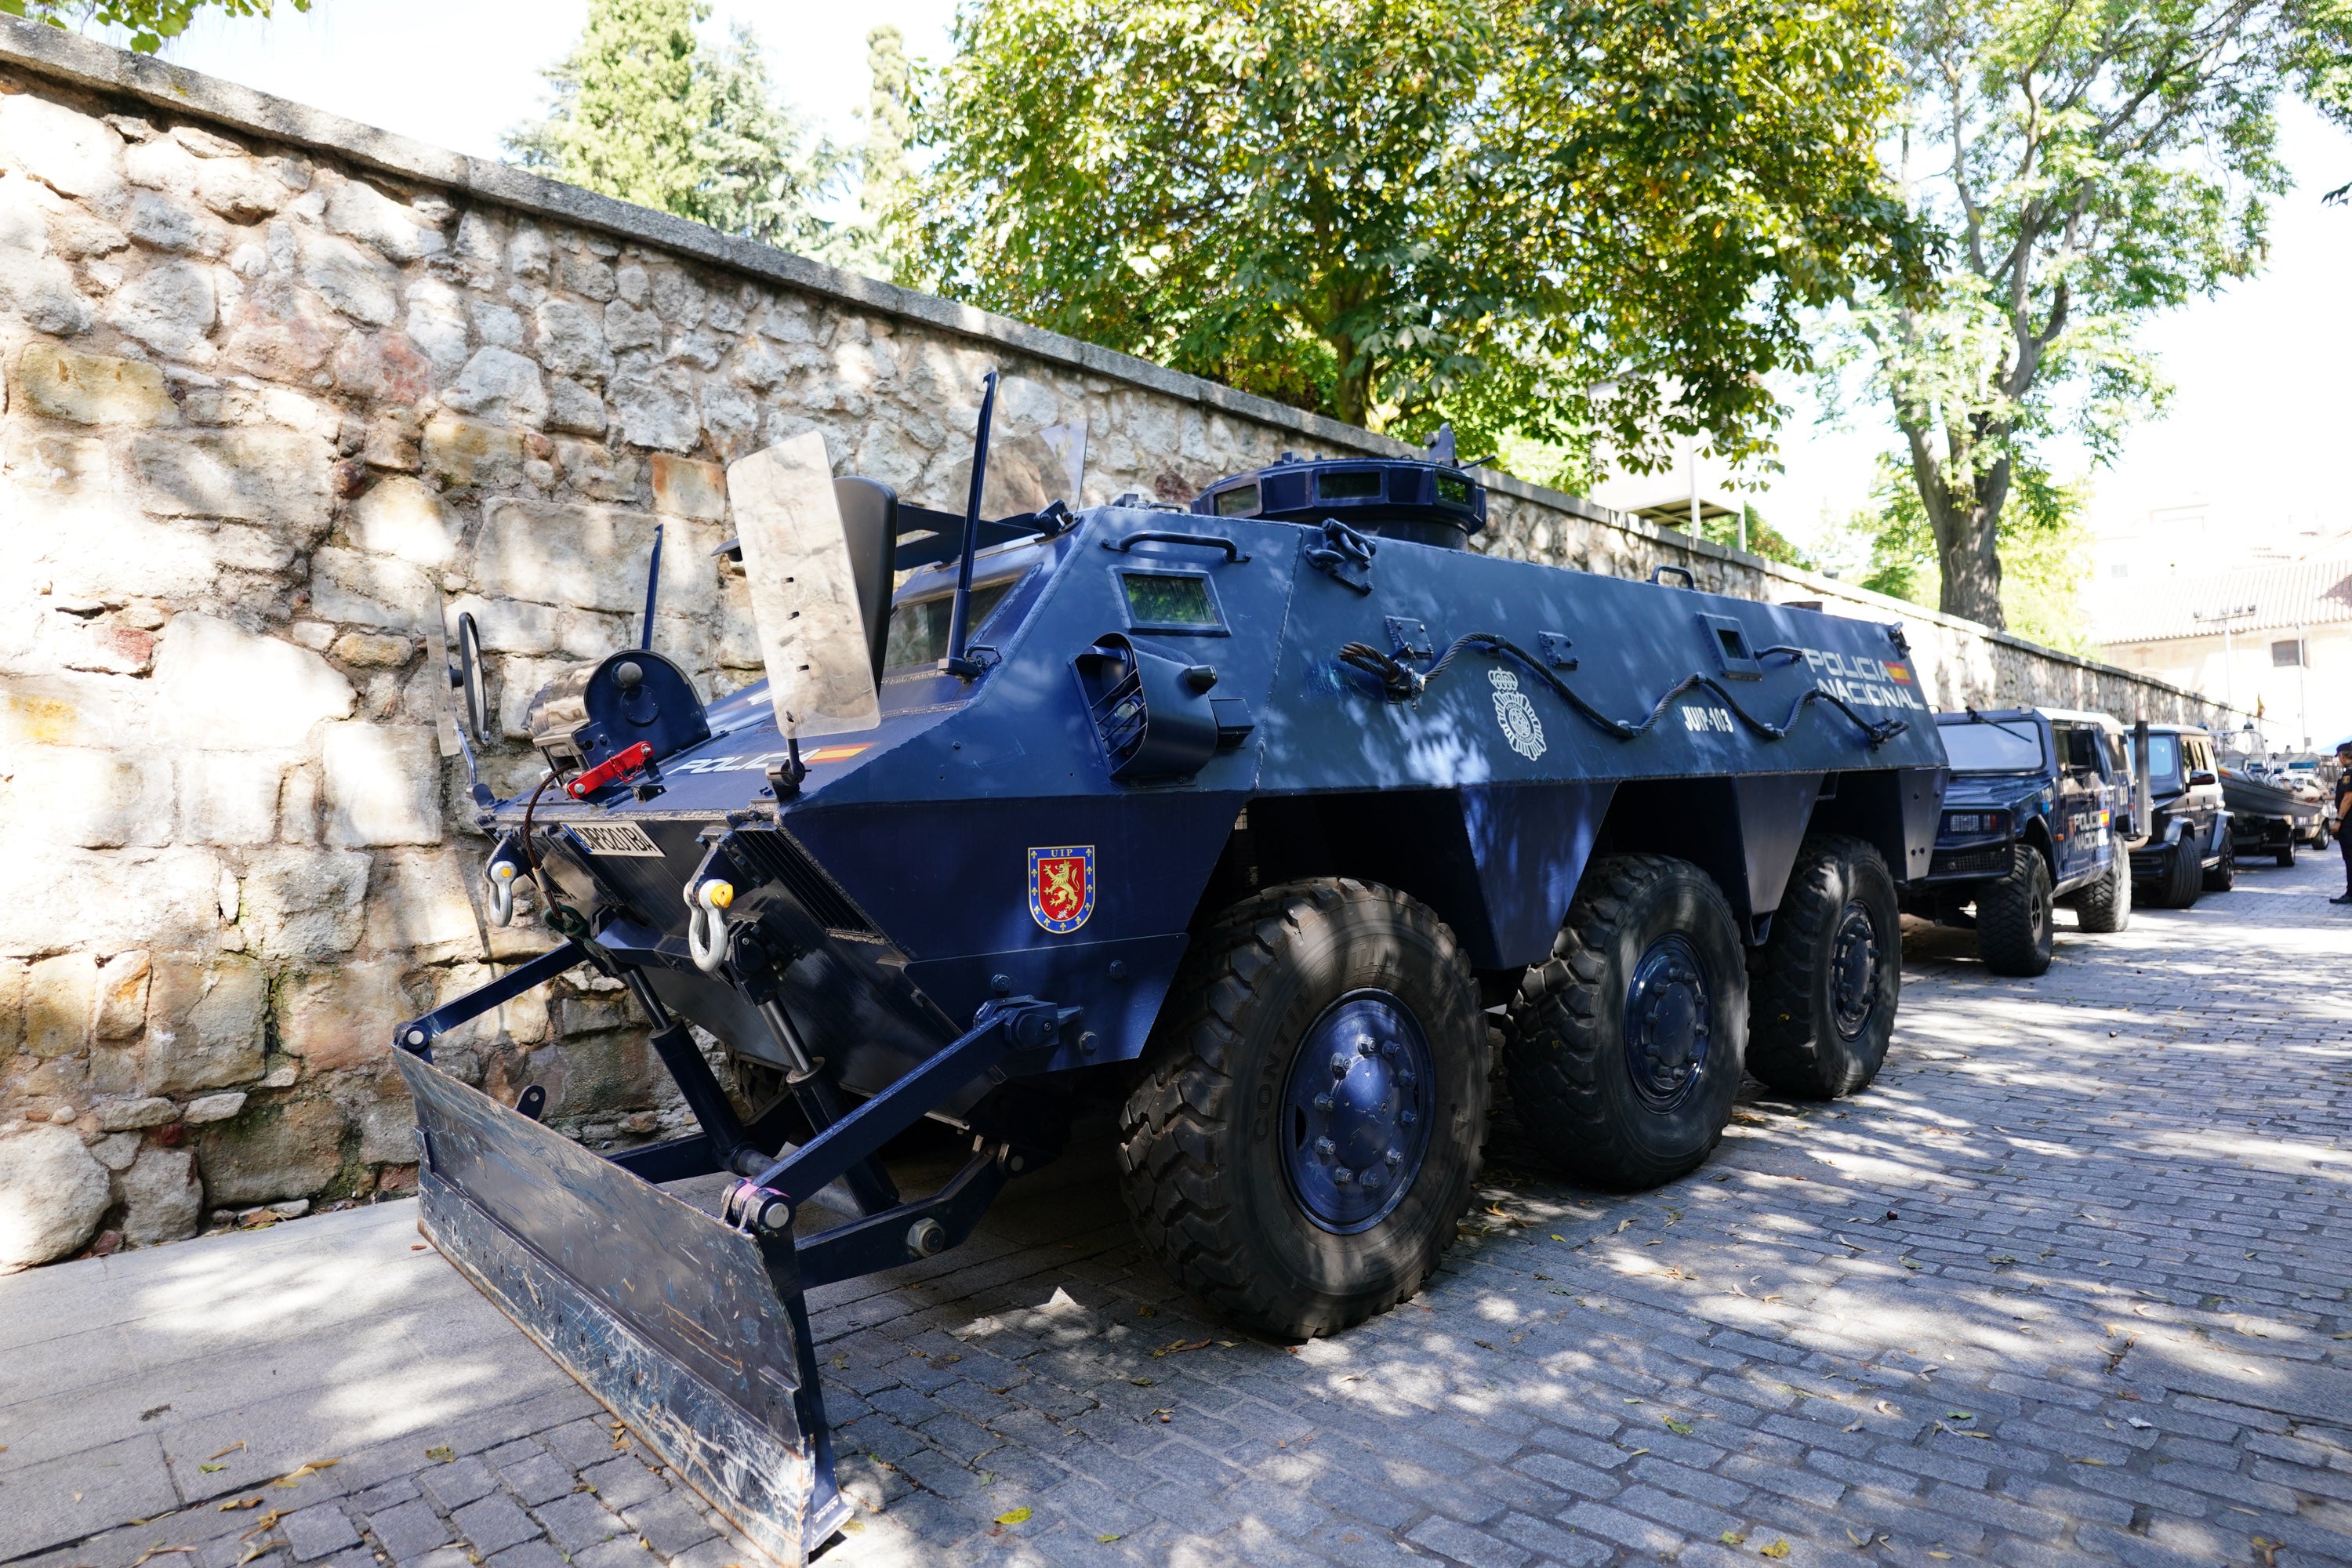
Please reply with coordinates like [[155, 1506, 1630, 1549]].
[[1490, 668, 1546, 760], [1029, 846, 1096, 933]]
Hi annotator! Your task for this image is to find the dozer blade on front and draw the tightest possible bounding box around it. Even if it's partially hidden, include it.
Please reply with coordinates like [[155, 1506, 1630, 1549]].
[[395, 1051, 848, 1566]]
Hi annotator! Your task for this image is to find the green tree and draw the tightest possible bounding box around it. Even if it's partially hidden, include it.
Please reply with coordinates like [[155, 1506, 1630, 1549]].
[[506, 0, 842, 252], [909, 0, 1919, 470], [808, 25, 916, 281], [1837, 0, 2352, 631], [2, 0, 303, 54], [1830, 453, 2092, 650]]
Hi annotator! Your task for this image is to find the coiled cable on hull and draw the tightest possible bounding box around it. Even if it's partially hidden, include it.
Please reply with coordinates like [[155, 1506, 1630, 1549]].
[[1334, 632, 1908, 747]]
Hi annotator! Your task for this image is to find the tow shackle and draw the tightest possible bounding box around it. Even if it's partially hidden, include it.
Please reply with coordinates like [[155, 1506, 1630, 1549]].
[[685, 877, 735, 974], [482, 836, 529, 927]]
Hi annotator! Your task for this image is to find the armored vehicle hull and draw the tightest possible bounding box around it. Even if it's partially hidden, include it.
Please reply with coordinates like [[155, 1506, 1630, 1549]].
[[394, 415, 1947, 1562]]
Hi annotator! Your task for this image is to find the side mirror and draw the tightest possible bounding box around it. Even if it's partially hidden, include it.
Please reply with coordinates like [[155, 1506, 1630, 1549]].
[[452, 612, 488, 746], [2189, 769, 2218, 787]]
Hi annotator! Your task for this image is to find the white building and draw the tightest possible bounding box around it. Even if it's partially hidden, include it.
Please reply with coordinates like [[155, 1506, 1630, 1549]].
[[2095, 560, 2352, 751]]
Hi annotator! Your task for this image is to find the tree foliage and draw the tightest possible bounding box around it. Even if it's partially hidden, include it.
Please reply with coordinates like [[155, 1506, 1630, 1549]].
[[907, 0, 1920, 470], [0, 0, 302, 54], [505, 0, 844, 253], [1834, 0, 2352, 631]]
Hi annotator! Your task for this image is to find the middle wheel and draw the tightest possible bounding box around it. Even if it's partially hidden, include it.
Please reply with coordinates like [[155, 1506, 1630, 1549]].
[[1118, 878, 1488, 1340], [1504, 854, 1747, 1191]]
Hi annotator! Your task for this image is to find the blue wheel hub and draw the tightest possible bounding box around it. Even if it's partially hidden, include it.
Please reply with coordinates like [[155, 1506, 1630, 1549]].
[[1830, 900, 1879, 1038], [1279, 990, 1434, 1234], [1623, 934, 1712, 1111]]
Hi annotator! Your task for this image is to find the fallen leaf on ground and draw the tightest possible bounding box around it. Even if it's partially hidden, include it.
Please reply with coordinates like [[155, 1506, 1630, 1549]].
[[426, 1446, 456, 1463], [241, 1510, 289, 1538], [1847, 1526, 1867, 1545], [1760, 1541, 1791, 1559], [1097, 1534, 1123, 1544], [1152, 1338, 1210, 1357], [206, 1442, 247, 1461], [2070, 1457, 2108, 1466], [1616, 1218, 1632, 1232], [1552, 1234, 1566, 1243], [1928, 1554, 1952, 1561], [129, 1548, 196, 1567], [270, 1458, 340, 1488], [993, 1507, 1030, 1526], [1719, 1532, 1747, 1546], [1128, 1376, 1155, 1387], [1152, 1409, 1174, 1424], [1664, 1418, 1693, 1435], [218, 1498, 263, 1512], [1135, 1305, 1157, 1318]]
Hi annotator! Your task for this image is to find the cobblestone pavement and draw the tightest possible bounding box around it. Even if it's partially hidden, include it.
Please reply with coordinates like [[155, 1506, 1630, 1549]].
[[7, 854, 2350, 1568]]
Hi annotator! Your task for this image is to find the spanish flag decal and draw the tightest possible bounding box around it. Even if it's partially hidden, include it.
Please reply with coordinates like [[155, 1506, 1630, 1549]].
[[1884, 663, 1911, 684]]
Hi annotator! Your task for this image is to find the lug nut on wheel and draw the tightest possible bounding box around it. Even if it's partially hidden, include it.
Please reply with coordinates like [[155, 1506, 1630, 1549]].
[[907, 1218, 947, 1257]]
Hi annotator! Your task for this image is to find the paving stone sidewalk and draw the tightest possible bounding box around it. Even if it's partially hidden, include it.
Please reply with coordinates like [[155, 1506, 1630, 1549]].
[[6, 854, 2350, 1568]]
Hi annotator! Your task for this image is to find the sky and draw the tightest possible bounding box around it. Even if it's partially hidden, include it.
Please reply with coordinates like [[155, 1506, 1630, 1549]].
[[138, 2, 2352, 567]]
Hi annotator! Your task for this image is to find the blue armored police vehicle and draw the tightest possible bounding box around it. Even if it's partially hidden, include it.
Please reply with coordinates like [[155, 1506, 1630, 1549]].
[[1905, 707, 2141, 974], [396, 384, 1947, 1563]]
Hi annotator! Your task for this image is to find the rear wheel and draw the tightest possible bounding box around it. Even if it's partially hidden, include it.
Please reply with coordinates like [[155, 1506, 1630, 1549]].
[[2074, 854, 2132, 935], [2204, 832, 2238, 891], [1504, 855, 1746, 1190], [1119, 880, 1487, 1339], [1748, 835, 1900, 1099], [2275, 837, 2296, 869], [1977, 846, 2054, 976]]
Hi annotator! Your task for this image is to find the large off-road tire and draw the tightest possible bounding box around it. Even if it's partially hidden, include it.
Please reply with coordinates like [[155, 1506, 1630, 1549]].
[[2145, 832, 2203, 910], [2073, 854, 2132, 935], [1976, 845, 2055, 976], [2204, 832, 2238, 891], [1747, 835, 1900, 1101], [1504, 855, 1746, 1191], [1118, 879, 1488, 1340]]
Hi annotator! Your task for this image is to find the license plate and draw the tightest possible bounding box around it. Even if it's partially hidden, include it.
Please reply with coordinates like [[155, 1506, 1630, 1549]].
[[572, 822, 663, 857]]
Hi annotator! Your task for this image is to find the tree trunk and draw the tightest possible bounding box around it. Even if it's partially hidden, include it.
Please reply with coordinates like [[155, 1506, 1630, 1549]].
[[1328, 327, 1370, 429], [1900, 423, 2010, 631]]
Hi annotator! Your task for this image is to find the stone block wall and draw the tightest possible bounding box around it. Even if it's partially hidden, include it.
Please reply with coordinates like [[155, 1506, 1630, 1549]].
[[0, 20, 2246, 1267]]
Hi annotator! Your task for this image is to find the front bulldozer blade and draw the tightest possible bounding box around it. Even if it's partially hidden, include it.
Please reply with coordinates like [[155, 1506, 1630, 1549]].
[[394, 1051, 847, 1566]]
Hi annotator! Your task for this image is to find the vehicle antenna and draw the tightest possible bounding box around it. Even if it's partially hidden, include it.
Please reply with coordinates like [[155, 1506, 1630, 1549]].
[[640, 521, 664, 651], [943, 372, 999, 677]]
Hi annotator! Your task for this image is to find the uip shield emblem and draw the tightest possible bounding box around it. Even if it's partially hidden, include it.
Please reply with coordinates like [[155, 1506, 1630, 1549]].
[[1029, 846, 1096, 933], [1490, 668, 1547, 760]]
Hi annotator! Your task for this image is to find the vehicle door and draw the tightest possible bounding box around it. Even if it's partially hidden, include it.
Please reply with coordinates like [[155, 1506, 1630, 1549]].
[[2184, 736, 2223, 848], [2100, 729, 2135, 847], [2050, 724, 2103, 884]]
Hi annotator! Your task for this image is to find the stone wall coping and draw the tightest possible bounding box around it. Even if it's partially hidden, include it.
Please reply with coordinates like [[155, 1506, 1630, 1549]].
[[0, 15, 2248, 728]]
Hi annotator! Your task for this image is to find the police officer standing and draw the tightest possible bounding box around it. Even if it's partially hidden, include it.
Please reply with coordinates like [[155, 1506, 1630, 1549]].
[[2332, 739, 2352, 905]]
